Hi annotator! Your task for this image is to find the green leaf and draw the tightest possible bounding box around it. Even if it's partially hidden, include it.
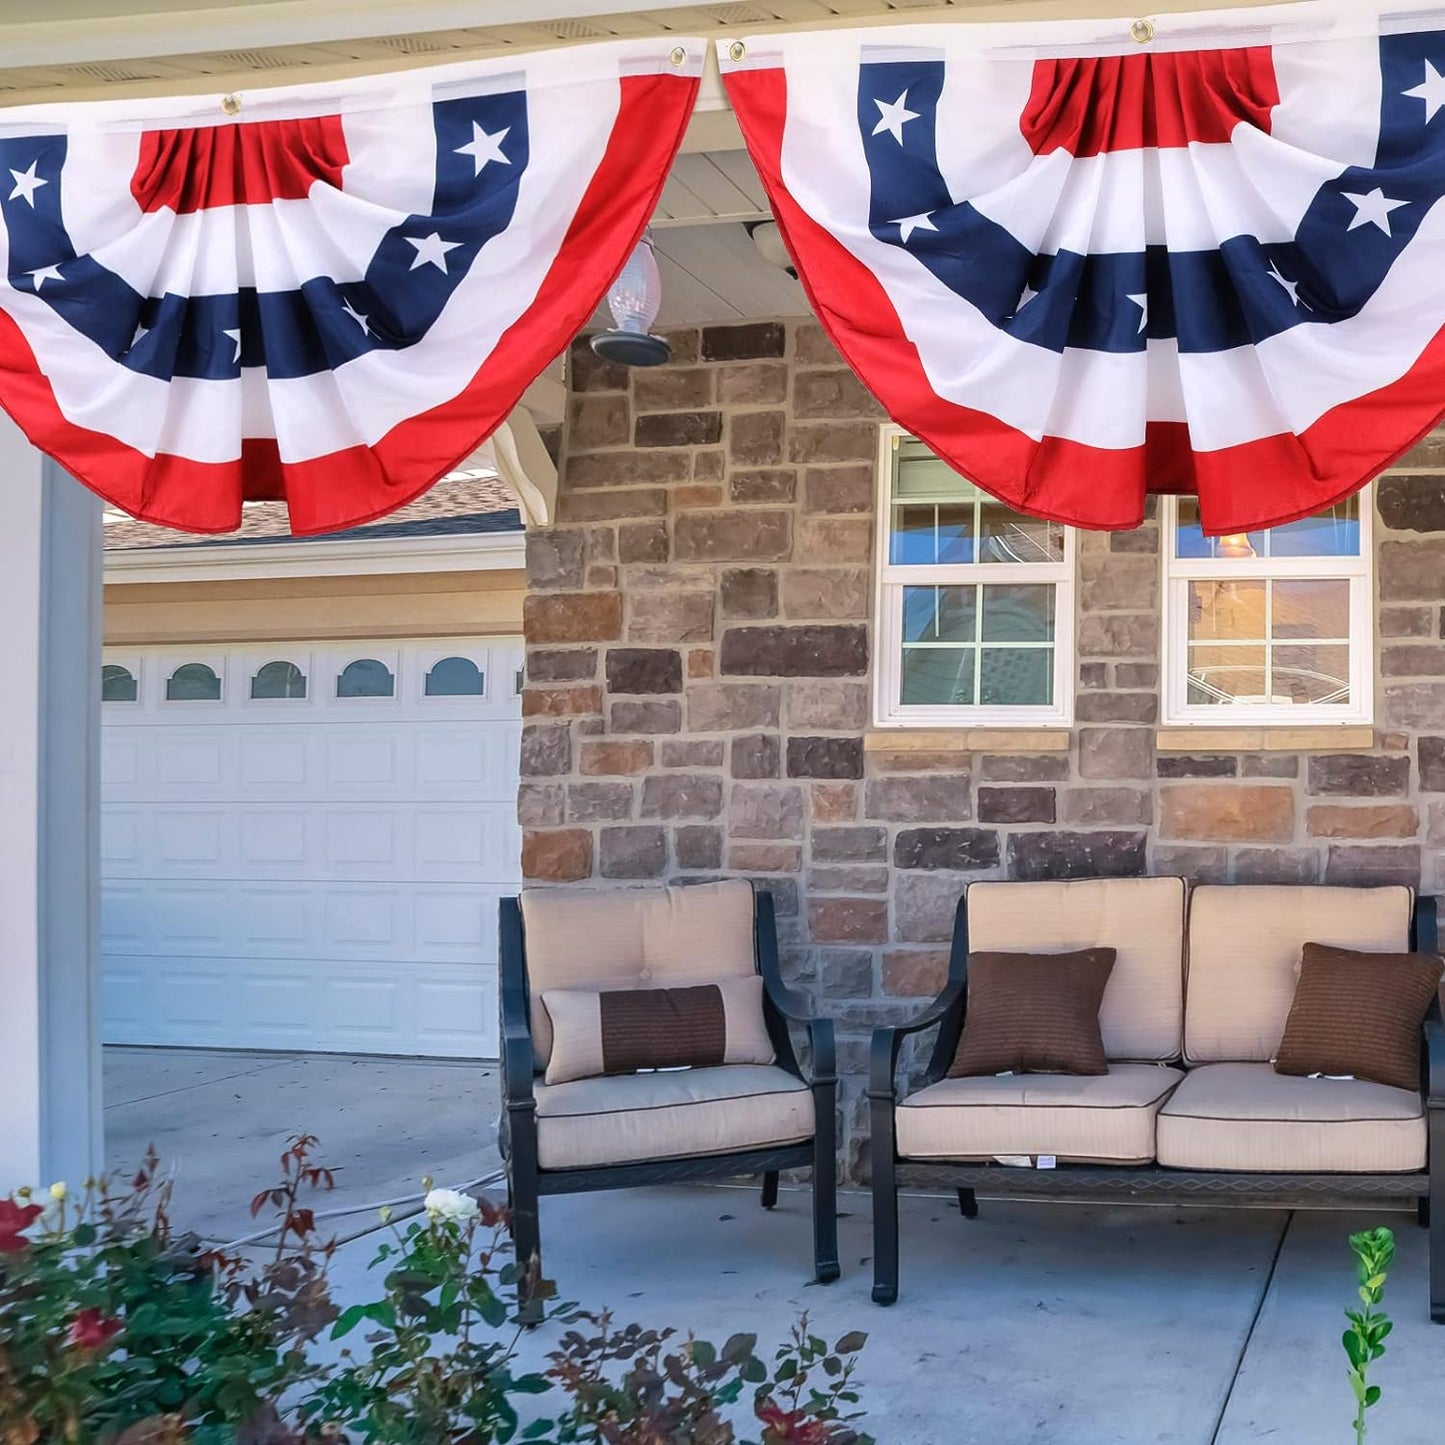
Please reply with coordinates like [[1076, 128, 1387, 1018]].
[[332, 1304, 368, 1339], [1366, 1385, 1382, 1407], [691, 1339, 717, 1368], [723, 1332, 759, 1364]]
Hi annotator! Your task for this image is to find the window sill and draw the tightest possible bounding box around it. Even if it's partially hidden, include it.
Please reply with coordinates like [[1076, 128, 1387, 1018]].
[[1155, 725, 1375, 753], [864, 728, 1070, 754]]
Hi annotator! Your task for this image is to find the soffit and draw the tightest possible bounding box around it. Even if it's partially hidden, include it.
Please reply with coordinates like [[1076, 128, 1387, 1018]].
[[0, 0, 1302, 104]]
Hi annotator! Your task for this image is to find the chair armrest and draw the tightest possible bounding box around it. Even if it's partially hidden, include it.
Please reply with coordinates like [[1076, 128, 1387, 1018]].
[[500, 1017, 536, 1111], [867, 980, 966, 1102], [1425, 1010, 1445, 1108]]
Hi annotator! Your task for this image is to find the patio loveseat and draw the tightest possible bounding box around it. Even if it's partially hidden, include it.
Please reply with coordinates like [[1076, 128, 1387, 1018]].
[[499, 879, 839, 1313], [869, 878, 1445, 1316]]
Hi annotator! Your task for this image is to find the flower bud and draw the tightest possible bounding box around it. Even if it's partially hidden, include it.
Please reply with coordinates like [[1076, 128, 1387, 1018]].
[[378, 1206, 393, 1224], [49, 1182, 67, 1202]]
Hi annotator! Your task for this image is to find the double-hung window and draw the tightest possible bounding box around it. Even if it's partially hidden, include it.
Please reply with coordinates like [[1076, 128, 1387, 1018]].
[[873, 428, 1075, 728], [1161, 494, 1372, 726]]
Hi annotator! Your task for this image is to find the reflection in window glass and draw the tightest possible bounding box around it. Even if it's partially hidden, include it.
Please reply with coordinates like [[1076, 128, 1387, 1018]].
[[1174, 496, 1360, 560], [102, 664, 138, 703], [1183, 572, 1352, 708], [166, 663, 221, 702], [425, 657, 484, 697], [251, 661, 307, 700], [336, 659, 395, 698], [899, 584, 1054, 707]]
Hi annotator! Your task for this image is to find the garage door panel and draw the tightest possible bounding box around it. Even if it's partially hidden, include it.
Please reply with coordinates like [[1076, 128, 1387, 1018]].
[[240, 731, 312, 789], [156, 731, 232, 790], [101, 637, 522, 1058]]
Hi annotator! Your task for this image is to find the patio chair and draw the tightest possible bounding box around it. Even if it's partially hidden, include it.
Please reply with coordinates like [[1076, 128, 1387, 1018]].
[[499, 879, 839, 1313]]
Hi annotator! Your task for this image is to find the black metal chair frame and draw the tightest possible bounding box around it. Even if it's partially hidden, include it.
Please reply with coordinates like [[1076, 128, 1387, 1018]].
[[500, 886, 839, 1315], [869, 890, 1445, 1318]]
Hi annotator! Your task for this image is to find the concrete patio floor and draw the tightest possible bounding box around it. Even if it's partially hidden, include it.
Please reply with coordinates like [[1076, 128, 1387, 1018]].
[[104, 1049, 1445, 1443]]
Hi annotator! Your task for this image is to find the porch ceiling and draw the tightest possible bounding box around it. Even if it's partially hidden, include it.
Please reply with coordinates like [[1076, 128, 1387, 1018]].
[[0, 0, 1305, 104]]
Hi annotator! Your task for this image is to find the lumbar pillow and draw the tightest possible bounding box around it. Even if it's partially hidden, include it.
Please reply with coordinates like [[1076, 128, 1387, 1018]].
[[948, 948, 1117, 1078], [1274, 942, 1444, 1092], [541, 976, 774, 1086]]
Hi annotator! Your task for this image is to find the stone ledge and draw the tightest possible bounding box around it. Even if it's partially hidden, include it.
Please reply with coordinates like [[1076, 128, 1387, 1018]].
[[864, 728, 1070, 754], [1155, 725, 1375, 753]]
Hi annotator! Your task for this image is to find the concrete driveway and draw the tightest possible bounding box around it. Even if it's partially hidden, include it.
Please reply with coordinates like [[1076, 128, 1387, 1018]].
[[104, 1048, 1443, 1444]]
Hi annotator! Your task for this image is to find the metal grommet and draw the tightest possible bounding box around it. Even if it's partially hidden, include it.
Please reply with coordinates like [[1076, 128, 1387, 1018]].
[[670, 45, 686, 67], [729, 40, 746, 63], [221, 93, 242, 116], [1130, 17, 1156, 44]]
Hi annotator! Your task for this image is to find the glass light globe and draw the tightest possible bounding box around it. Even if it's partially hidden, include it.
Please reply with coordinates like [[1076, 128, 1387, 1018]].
[[591, 237, 670, 366]]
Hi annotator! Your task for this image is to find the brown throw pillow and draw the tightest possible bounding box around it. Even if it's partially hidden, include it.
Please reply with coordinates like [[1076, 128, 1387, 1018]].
[[1275, 942, 1444, 1091], [948, 948, 1117, 1078], [540, 976, 774, 1085]]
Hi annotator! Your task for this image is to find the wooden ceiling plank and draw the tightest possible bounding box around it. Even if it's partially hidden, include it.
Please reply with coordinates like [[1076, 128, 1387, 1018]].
[[708, 148, 769, 207], [668, 153, 759, 217]]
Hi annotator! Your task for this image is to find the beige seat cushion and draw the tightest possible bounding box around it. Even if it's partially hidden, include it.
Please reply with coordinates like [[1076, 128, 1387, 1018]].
[[520, 880, 757, 1069], [535, 1064, 813, 1171], [896, 1064, 1184, 1164], [1184, 886, 1413, 1064], [966, 877, 1186, 1062], [1157, 1063, 1425, 1173]]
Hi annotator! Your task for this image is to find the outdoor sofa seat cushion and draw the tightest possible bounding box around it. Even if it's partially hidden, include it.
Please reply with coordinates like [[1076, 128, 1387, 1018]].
[[895, 1064, 1184, 1165], [1156, 1063, 1426, 1174], [965, 876, 1185, 1062], [519, 880, 759, 1069], [1184, 885, 1413, 1064], [534, 1064, 814, 1171]]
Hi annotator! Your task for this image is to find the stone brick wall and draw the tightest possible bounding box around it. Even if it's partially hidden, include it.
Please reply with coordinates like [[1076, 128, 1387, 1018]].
[[519, 315, 1445, 1178]]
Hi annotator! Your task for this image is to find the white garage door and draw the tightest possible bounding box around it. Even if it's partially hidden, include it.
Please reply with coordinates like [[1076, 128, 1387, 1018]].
[[100, 638, 524, 1058]]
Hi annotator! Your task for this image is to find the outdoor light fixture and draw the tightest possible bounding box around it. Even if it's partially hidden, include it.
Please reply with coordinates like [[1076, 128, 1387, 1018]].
[[590, 234, 670, 366], [746, 218, 797, 279]]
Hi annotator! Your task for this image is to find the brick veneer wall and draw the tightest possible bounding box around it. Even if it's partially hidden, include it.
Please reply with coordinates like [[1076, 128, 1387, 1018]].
[[520, 317, 1445, 1177]]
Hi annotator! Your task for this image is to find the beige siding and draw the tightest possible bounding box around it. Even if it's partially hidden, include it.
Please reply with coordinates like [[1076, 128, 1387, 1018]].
[[104, 568, 526, 646]]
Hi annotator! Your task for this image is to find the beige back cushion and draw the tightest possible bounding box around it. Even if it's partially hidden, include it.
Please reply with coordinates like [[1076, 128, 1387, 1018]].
[[519, 880, 758, 1068], [965, 877, 1186, 1062], [1184, 885, 1413, 1063]]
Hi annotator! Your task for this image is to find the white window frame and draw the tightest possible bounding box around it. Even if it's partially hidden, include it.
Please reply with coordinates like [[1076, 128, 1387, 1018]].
[[872, 424, 1076, 729], [1160, 493, 1374, 728]]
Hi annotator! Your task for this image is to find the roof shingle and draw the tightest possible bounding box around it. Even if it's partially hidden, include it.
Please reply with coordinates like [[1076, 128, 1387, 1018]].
[[103, 474, 522, 551]]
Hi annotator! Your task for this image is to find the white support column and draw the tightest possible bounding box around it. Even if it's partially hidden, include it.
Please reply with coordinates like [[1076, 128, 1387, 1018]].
[[0, 413, 103, 1194]]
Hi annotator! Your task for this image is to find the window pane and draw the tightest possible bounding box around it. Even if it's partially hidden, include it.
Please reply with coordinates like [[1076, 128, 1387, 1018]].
[[978, 504, 1064, 564], [902, 586, 975, 642], [1273, 644, 1351, 705], [1188, 580, 1267, 641], [981, 583, 1054, 642], [935, 504, 975, 564], [1271, 579, 1350, 640], [1186, 645, 1267, 705], [337, 659, 395, 698], [251, 661, 306, 699], [426, 657, 484, 697], [890, 505, 939, 565], [1268, 498, 1360, 558], [166, 663, 220, 701], [980, 647, 1053, 706], [1176, 496, 1360, 559], [901, 647, 975, 705], [894, 441, 981, 501], [101, 665, 137, 703]]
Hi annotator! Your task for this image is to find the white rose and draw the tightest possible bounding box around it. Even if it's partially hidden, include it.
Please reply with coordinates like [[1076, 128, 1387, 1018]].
[[423, 1188, 479, 1223]]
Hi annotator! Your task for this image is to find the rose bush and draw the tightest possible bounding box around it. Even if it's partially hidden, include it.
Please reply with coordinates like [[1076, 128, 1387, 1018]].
[[0, 1137, 870, 1445]]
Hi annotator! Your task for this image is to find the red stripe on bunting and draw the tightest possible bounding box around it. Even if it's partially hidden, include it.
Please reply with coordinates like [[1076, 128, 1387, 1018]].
[[723, 63, 1445, 534], [1021, 49, 1278, 157], [131, 117, 351, 213], [0, 70, 698, 535]]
